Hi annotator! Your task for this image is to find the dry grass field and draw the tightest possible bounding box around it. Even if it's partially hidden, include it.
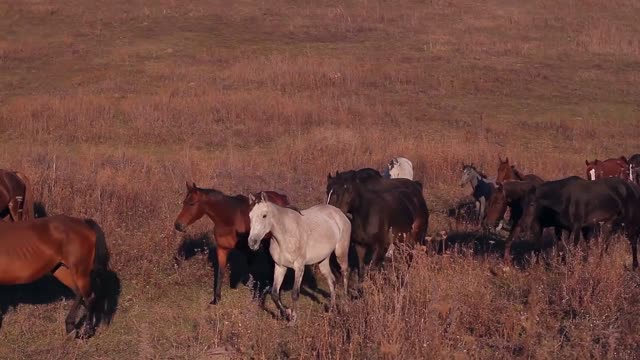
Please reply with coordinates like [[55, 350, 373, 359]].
[[1, 0, 640, 358]]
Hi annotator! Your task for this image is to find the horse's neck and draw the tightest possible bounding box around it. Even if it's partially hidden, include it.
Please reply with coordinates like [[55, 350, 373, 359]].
[[202, 194, 231, 224], [470, 174, 479, 189], [269, 205, 302, 248]]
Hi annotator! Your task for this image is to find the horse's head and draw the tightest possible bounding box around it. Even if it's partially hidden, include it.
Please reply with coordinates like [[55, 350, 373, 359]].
[[585, 159, 599, 180], [247, 192, 273, 250], [388, 158, 401, 178], [460, 163, 475, 187], [327, 180, 356, 214], [496, 156, 511, 183], [483, 182, 508, 230], [174, 182, 206, 232], [326, 170, 341, 199]]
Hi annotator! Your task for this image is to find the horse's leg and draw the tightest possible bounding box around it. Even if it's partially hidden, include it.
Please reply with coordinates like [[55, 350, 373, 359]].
[[599, 222, 613, 260], [318, 257, 336, 312], [479, 197, 486, 225], [71, 267, 97, 339], [287, 262, 305, 322], [270, 263, 288, 319], [7, 198, 20, 222], [211, 246, 230, 305], [52, 266, 82, 335], [354, 244, 367, 283], [581, 227, 591, 263], [555, 227, 568, 264], [334, 235, 350, 294], [571, 225, 584, 263]]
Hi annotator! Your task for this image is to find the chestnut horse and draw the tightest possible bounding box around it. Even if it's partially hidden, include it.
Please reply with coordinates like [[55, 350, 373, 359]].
[[0, 216, 119, 338], [494, 157, 544, 230], [173, 183, 290, 305], [496, 157, 544, 184], [585, 156, 629, 181], [0, 169, 34, 222]]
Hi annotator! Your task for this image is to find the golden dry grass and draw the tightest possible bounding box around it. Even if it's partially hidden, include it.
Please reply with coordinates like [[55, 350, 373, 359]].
[[1, 0, 640, 358]]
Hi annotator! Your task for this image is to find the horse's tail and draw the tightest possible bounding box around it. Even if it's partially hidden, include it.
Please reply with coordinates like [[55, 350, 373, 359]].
[[85, 218, 120, 328], [14, 172, 34, 221]]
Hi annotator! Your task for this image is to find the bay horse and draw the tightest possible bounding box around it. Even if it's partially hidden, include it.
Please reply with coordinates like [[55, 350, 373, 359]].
[[514, 176, 640, 268], [248, 192, 350, 322], [585, 156, 629, 181], [173, 182, 290, 305], [496, 157, 544, 184], [494, 157, 544, 229], [483, 179, 547, 264], [0, 169, 34, 222], [0, 216, 119, 338]]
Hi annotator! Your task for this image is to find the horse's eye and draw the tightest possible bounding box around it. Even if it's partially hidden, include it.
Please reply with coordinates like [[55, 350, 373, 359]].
[[262, 214, 267, 218]]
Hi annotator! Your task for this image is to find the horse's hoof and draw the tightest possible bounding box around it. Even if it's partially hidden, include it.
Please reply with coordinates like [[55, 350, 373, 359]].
[[209, 298, 219, 305], [77, 325, 95, 340], [349, 288, 363, 300], [285, 309, 296, 323], [65, 323, 75, 335]]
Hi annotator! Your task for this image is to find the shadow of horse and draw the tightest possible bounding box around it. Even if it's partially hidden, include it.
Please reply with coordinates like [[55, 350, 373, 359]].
[[176, 232, 327, 305], [0, 270, 121, 331], [1, 202, 121, 332], [431, 229, 558, 268]]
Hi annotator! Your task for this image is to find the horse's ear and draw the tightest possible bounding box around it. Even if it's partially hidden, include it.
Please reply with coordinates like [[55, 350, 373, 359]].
[[260, 191, 268, 203], [585, 160, 590, 166], [505, 157, 509, 163], [335, 170, 339, 176], [186, 181, 193, 191], [327, 173, 332, 180], [498, 155, 503, 162], [248, 193, 256, 203]]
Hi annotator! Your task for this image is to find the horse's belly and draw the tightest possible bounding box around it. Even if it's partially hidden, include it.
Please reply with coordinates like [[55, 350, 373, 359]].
[[305, 241, 336, 265], [0, 258, 54, 285]]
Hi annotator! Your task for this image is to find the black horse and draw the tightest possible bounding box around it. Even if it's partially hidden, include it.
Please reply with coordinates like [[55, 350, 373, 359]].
[[513, 176, 640, 268]]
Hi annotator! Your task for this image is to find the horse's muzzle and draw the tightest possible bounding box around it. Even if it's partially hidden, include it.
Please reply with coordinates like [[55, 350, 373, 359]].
[[174, 222, 186, 232], [248, 237, 261, 251]]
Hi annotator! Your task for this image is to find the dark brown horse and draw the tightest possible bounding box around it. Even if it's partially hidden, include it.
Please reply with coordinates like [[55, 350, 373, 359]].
[[173, 183, 290, 305], [0, 169, 34, 222], [513, 177, 640, 268], [585, 156, 629, 181], [0, 216, 119, 338]]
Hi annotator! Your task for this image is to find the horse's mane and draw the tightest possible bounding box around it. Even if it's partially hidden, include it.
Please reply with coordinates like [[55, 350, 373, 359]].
[[511, 166, 525, 180], [195, 187, 225, 197], [253, 195, 304, 216]]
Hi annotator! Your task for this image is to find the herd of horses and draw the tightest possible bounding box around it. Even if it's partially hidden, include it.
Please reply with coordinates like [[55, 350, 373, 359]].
[[2, 152, 640, 337]]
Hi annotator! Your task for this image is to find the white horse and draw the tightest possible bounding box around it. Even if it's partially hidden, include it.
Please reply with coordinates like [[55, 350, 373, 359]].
[[247, 192, 351, 322], [384, 156, 414, 180]]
